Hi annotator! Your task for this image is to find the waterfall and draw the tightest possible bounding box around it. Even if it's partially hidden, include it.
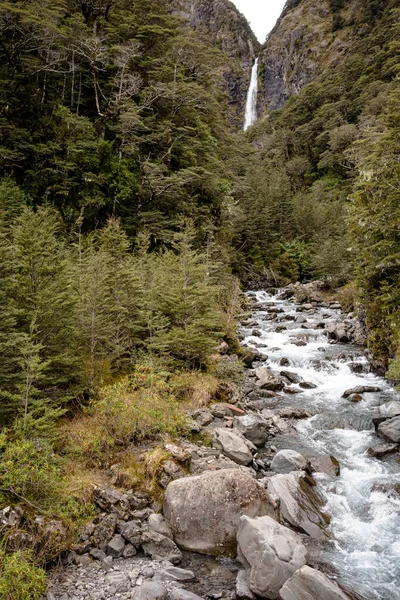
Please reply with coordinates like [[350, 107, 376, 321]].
[[243, 58, 259, 131]]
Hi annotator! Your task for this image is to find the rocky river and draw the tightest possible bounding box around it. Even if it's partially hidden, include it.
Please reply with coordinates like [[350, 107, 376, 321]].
[[45, 287, 400, 600]]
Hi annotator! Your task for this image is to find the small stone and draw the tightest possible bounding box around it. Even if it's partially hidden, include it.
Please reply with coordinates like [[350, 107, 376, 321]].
[[122, 543, 137, 558], [132, 581, 168, 600], [107, 534, 125, 558], [368, 443, 398, 458]]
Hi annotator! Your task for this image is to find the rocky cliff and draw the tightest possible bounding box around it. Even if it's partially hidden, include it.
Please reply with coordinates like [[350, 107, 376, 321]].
[[173, 0, 260, 126]]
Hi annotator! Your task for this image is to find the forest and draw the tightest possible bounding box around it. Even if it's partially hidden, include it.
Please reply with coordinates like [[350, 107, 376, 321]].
[[0, 0, 399, 596]]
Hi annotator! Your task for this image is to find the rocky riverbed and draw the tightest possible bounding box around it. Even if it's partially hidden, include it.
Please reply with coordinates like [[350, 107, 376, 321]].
[[43, 285, 400, 600]]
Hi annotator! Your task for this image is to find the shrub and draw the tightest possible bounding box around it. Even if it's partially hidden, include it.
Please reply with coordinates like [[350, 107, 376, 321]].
[[0, 551, 46, 600]]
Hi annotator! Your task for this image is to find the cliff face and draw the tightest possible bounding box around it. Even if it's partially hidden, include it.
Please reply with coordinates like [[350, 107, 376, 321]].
[[173, 0, 260, 126], [259, 0, 361, 112]]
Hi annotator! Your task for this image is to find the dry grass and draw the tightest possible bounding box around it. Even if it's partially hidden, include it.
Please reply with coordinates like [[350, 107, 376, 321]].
[[57, 414, 113, 465], [62, 460, 109, 504], [172, 371, 219, 408]]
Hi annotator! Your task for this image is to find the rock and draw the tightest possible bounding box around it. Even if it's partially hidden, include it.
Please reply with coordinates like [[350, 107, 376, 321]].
[[342, 386, 381, 398], [280, 371, 303, 384], [310, 455, 340, 477], [367, 443, 398, 458], [163, 468, 277, 556], [277, 408, 310, 419], [133, 581, 168, 600], [93, 486, 130, 518], [106, 533, 125, 558], [254, 367, 285, 391], [6, 530, 36, 551], [292, 340, 307, 347], [276, 325, 288, 332], [372, 401, 400, 427], [280, 358, 290, 367], [378, 415, 400, 443], [236, 570, 255, 600], [122, 543, 137, 558], [117, 519, 142, 546], [233, 414, 271, 447], [92, 514, 118, 550], [141, 530, 182, 564], [299, 381, 317, 390], [165, 443, 191, 464], [148, 513, 173, 539], [372, 482, 400, 498], [0, 506, 23, 528], [157, 567, 196, 582], [168, 589, 205, 600], [242, 348, 263, 367], [125, 491, 151, 511], [195, 409, 214, 426], [279, 565, 351, 600], [162, 459, 186, 481], [284, 388, 303, 395], [348, 394, 363, 403], [213, 428, 253, 465], [237, 515, 308, 599], [270, 450, 309, 474], [267, 474, 330, 539], [105, 572, 131, 592], [348, 362, 370, 374], [89, 547, 107, 561]]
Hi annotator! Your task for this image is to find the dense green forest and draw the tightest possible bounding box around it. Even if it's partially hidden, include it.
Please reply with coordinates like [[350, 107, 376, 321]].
[[0, 0, 399, 594]]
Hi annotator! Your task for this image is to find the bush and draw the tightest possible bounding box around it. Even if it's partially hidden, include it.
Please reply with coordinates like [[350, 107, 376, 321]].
[[0, 551, 46, 600]]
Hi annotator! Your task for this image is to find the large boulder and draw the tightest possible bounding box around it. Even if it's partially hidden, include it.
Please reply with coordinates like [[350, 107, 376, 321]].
[[267, 475, 330, 540], [279, 565, 351, 600], [270, 450, 309, 474], [233, 414, 271, 447], [378, 415, 400, 443], [163, 469, 277, 556], [237, 516, 307, 599], [309, 455, 340, 477], [254, 367, 285, 391], [372, 401, 400, 428], [213, 428, 253, 465]]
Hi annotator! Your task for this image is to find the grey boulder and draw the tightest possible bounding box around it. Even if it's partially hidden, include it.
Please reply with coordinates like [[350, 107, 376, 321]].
[[373, 401, 400, 427], [237, 515, 308, 599], [213, 428, 253, 465], [309, 455, 340, 477], [233, 414, 271, 447], [141, 530, 182, 564], [279, 565, 352, 600], [378, 415, 400, 443], [133, 582, 168, 600], [270, 450, 309, 474], [163, 468, 277, 555], [254, 367, 285, 391]]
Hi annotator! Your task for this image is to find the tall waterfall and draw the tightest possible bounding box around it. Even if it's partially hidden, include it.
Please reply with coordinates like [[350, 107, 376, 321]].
[[243, 58, 259, 131]]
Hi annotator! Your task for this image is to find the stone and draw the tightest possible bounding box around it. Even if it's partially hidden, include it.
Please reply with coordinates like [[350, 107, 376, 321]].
[[0, 506, 23, 528], [279, 565, 351, 600], [168, 590, 205, 600], [280, 358, 290, 367], [348, 362, 370, 374], [163, 468, 277, 556], [270, 450, 309, 474], [299, 381, 317, 390], [89, 547, 107, 561], [236, 570, 255, 600], [310, 455, 340, 477], [367, 443, 398, 458], [157, 567, 195, 582], [267, 474, 330, 540], [378, 415, 400, 443], [213, 428, 253, 465], [125, 491, 151, 511], [280, 371, 303, 384], [105, 572, 131, 593], [162, 459, 186, 481], [7, 530, 36, 551], [237, 515, 308, 599], [372, 401, 400, 427], [277, 408, 310, 419], [122, 543, 137, 558], [141, 530, 182, 564], [133, 581, 168, 600], [148, 513, 173, 539], [165, 443, 191, 463], [195, 409, 214, 426], [342, 385, 381, 399], [348, 394, 363, 403], [106, 534, 125, 558], [292, 340, 307, 347], [93, 486, 130, 518], [117, 519, 142, 546], [254, 367, 285, 391], [92, 514, 118, 550], [233, 414, 271, 447]]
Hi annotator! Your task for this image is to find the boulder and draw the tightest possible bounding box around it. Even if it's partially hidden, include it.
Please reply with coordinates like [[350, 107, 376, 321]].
[[236, 570, 255, 600], [233, 414, 271, 447], [279, 565, 351, 600], [213, 428, 253, 465], [141, 530, 182, 564], [133, 582, 168, 600], [309, 455, 340, 477], [270, 450, 309, 474], [280, 371, 303, 385], [164, 443, 191, 464], [372, 401, 400, 427], [91, 514, 118, 550], [299, 382, 317, 390], [277, 408, 310, 419], [163, 468, 277, 555], [106, 534, 125, 558], [378, 415, 400, 443], [155, 567, 195, 582], [267, 474, 330, 540], [93, 486, 130, 519], [148, 513, 173, 539], [342, 386, 381, 399], [255, 367, 285, 391], [367, 443, 398, 458], [168, 589, 205, 600], [117, 519, 142, 546], [237, 516, 308, 599]]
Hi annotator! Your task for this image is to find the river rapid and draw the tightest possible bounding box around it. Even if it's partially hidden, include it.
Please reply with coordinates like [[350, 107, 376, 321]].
[[243, 290, 400, 600]]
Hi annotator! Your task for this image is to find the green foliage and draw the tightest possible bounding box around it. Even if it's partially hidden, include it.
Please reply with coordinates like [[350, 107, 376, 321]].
[[0, 550, 46, 600]]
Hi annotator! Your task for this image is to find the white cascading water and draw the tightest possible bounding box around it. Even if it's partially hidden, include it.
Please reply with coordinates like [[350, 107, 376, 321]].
[[243, 58, 259, 131], [243, 291, 400, 600]]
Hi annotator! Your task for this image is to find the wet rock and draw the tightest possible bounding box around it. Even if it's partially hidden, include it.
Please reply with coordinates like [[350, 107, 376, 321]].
[[277, 408, 310, 419], [276, 325, 288, 333], [233, 414, 271, 447], [213, 428, 253, 465], [378, 415, 400, 443], [299, 381, 317, 389], [148, 513, 173, 539], [141, 530, 182, 564], [163, 468, 278, 556], [310, 455, 340, 477], [279, 565, 352, 600], [280, 371, 303, 384], [292, 340, 307, 347], [367, 443, 398, 458], [270, 450, 309, 474], [242, 348, 263, 367], [236, 569, 255, 600], [326, 323, 349, 344], [237, 515, 308, 599], [106, 534, 125, 558], [254, 367, 285, 391], [349, 362, 370, 374], [372, 482, 400, 498], [92, 514, 118, 550], [267, 474, 330, 540], [348, 394, 363, 403], [342, 386, 381, 399], [0, 506, 23, 529], [133, 581, 168, 600], [252, 329, 262, 337], [372, 401, 400, 427], [280, 358, 290, 367], [284, 388, 303, 395]]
